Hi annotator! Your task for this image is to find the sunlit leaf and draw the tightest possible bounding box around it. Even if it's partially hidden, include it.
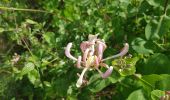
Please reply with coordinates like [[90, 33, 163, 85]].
[[26, 19, 37, 24], [43, 32, 56, 45], [151, 90, 165, 100], [127, 89, 146, 100], [0, 28, 4, 33], [21, 62, 35, 76], [146, 0, 164, 7]]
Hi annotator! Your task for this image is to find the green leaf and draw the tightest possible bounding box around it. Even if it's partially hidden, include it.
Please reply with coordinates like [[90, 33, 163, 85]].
[[142, 74, 162, 88], [63, 3, 80, 21], [146, 0, 164, 7], [131, 37, 154, 54], [44, 81, 51, 87], [0, 28, 4, 33], [26, 19, 37, 24], [21, 62, 35, 76], [88, 68, 120, 93], [127, 89, 146, 100], [156, 74, 170, 90], [88, 70, 120, 87], [52, 74, 71, 97], [108, 69, 120, 83], [142, 74, 170, 90], [151, 90, 165, 100], [88, 74, 101, 85], [43, 32, 55, 45], [27, 69, 39, 85], [145, 15, 170, 40], [88, 78, 111, 93], [137, 53, 170, 74]]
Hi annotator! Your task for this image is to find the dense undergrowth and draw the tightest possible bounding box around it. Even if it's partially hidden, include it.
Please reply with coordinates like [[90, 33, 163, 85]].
[[0, 0, 170, 99]]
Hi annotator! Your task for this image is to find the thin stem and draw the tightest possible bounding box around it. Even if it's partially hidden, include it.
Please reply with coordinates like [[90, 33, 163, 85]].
[[42, 57, 58, 66], [0, 6, 71, 22], [0, 70, 12, 74], [6, 44, 14, 55], [21, 39, 34, 57], [154, 14, 165, 39], [164, 0, 169, 14], [0, 6, 51, 13]]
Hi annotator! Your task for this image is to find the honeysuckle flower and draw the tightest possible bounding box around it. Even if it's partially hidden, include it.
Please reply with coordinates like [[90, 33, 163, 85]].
[[11, 53, 20, 65], [65, 34, 129, 87]]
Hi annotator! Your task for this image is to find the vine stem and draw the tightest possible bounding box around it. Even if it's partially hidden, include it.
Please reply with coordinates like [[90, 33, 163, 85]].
[[0, 6, 71, 22], [21, 39, 34, 57], [0, 6, 51, 13], [164, 0, 169, 14]]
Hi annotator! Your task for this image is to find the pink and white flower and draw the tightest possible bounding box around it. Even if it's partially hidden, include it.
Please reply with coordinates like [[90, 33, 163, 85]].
[[65, 34, 129, 87]]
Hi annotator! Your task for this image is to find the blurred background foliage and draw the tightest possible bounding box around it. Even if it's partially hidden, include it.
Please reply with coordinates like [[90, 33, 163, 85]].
[[0, 0, 170, 99]]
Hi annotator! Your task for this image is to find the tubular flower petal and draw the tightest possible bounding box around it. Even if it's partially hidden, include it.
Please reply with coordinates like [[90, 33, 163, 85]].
[[96, 66, 113, 78], [96, 41, 106, 61], [77, 56, 82, 68], [101, 66, 113, 78], [65, 43, 77, 61], [98, 44, 103, 60], [115, 43, 129, 57], [83, 48, 89, 62], [102, 43, 129, 61], [80, 42, 89, 53], [119, 43, 129, 57], [97, 43, 103, 61], [80, 42, 94, 53], [76, 68, 88, 87]]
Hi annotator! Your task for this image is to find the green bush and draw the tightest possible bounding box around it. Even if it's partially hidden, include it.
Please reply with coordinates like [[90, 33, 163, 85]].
[[0, 0, 170, 99]]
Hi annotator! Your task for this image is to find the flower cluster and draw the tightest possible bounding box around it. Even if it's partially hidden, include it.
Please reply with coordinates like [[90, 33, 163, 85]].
[[65, 34, 129, 87]]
